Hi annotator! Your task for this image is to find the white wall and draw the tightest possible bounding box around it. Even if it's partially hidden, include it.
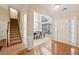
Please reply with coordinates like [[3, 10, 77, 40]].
[[10, 8, 18, 19], [56, 18, 70, 44], [52, 12, 79, 47], [53, 17, 70, 44]]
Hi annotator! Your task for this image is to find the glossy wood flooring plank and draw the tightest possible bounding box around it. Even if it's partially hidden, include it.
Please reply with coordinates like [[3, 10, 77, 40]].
[[17, 40, 79, 55]]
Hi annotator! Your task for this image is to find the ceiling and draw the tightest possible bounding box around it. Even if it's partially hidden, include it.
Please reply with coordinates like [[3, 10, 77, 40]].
[[0, 4, 28, 11], [10, 4, 79, 16], [38, 4, 79, 16], [0, 4, 79, 17], [9, 4, 27, 11]]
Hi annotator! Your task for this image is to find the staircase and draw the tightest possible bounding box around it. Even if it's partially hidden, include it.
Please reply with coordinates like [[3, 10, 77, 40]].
[[10, 18, 22, 45]]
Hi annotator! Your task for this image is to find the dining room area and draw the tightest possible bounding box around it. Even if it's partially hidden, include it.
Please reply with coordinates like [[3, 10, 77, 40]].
[[33, 11, 52, 47]]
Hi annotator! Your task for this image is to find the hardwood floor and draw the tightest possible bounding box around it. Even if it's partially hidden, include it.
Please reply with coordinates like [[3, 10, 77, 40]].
[[0, 43, 25, 55], [0, 39, 79, 55], [17, 40, 79, 55]]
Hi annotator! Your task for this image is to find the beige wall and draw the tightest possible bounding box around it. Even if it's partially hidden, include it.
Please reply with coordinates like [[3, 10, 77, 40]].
[[0, 6, 9, 40], [53, 12, 79, 47]]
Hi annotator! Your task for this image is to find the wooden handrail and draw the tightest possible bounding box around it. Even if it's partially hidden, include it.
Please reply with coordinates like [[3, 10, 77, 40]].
[[7, 22, 10, 47]]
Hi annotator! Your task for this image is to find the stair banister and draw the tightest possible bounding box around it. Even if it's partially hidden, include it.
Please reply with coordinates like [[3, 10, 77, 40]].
[[7, 22, 10, 46]]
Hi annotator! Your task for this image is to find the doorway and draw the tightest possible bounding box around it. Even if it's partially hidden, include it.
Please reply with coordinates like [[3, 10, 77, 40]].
[[8, 7, 22, 46], [33, 11, 52, 47]]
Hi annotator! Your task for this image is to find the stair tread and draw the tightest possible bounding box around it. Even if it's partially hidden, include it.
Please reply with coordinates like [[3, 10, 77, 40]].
[[10, 33, 20, 34], [10, 38, 21, 41], [10, 35, 20, 37], [10, 31, 19, 32], [10, 37, 21, 39], [10, 39, 21, 43], [10, 40, 22, 45]]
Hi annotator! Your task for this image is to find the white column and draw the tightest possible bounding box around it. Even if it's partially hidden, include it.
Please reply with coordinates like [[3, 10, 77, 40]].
[[27, 8, 33, 50]]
